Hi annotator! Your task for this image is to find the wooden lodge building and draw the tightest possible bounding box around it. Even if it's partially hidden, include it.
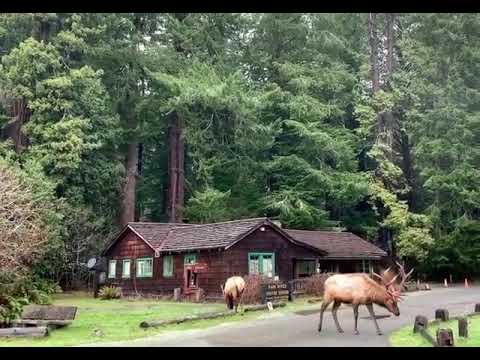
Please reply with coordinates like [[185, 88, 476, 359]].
[[101, 218, 386, 297]]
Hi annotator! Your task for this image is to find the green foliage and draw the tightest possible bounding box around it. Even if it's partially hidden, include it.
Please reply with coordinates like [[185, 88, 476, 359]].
[[98, 286, 122, 300], [1, 12, 479, 288], [184, 187, 231, 223]]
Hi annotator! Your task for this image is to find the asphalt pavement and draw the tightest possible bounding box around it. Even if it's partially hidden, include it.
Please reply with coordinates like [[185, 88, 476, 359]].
[[84, 285, 480, 347]]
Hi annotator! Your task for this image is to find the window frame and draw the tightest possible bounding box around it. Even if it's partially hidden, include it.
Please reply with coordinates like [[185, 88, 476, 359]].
[[136, 257, 153, 278], [108, 260, 117, 279], [163, 255, 174, 278], [184, 253, 197, 265], [122, 259, 131, 279], [248, 252, 275, 276]]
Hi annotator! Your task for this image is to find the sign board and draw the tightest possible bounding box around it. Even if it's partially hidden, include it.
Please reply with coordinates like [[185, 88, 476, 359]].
[[261, 282, 290, 304], [192, 263, 208, 272]]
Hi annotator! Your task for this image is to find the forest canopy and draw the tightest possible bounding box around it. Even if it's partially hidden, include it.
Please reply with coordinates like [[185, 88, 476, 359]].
[[0, 13, 479, 291]]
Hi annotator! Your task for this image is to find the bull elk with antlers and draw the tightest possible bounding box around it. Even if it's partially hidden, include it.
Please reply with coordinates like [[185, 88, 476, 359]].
[[318, 261, 413, 335]]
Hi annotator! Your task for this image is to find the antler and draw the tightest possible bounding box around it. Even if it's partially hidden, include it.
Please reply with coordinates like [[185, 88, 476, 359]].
[[395, 261, 414, 289], [372, 270, 399, 287]]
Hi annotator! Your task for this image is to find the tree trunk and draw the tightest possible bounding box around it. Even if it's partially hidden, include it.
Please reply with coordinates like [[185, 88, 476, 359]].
[[120, 108, 138, 228], [368, 13, 380, 93], [167, 111, 185, 223], [1, 97, 30, 153], [384, 13, 396, 86]]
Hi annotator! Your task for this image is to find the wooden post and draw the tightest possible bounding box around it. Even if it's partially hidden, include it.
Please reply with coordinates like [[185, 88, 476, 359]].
[[436, 328, 454, 346], [173, 288, 181, 302], [93, 271, 100, 298], [435, 309, 449, 321], [475, 303, 480, 313], [458, 317, 468, 338], [287, 281, 294, 302], [413, 315, 428, 333], [194, 289, 204, 303]]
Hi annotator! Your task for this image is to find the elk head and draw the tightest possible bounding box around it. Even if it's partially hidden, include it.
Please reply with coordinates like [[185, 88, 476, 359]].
[[383, 287, 402, 316]]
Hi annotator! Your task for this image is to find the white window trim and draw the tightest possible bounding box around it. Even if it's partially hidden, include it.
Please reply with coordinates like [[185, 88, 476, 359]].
[[122, 259, 131, 279], [136, 257, 153, 278], [163, 255, 174, 278], [108, 260, 117, 279]]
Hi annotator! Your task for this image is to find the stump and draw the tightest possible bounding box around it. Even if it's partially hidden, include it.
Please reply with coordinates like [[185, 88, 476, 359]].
[[458, 318, 468, 338], [413, 315, 428, 333], [173, 288, 181, 302], [436, 328, 454, 346], [194, 289, 204, 303], [475, 303, 480, 313], [435, 309, 449, 321]]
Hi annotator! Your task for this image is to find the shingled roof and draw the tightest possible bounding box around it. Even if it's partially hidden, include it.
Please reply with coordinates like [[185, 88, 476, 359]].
[[284, 229, 387, 260], [103, 218, 386, 259], [103, 218, 314, 255]]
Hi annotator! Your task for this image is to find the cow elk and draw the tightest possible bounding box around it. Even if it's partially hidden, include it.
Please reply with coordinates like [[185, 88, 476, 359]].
[[318, 262, 413, 335], [221, 276, 246, 313]]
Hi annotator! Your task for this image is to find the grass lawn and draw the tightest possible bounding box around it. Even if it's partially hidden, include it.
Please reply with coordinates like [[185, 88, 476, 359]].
[[0, 292, 320, 347], [390, 314, 480, 347]]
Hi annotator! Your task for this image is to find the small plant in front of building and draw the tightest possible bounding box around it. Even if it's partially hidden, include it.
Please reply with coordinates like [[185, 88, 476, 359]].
[[98, 286, 122, 300]]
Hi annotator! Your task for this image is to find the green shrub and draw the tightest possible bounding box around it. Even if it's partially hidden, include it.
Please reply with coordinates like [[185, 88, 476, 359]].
[[99, 286, 122, 300]]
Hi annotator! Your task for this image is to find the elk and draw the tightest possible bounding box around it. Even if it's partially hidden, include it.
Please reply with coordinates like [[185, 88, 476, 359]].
[[318, 262, 413, 336], [220, 276, 246, 312]]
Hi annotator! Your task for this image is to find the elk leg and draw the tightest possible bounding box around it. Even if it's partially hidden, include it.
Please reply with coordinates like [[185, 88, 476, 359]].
[[318, 299, 332, 332], [366, 303, 382, 335], [332, 301, 344, 333], [353, 304, 360, 335]]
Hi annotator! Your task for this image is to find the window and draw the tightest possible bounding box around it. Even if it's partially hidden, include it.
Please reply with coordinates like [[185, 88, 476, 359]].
[[362, 260, 372, 274], [184, 254, 197, 265], [296, 260, 316, 278], [108, 260, 117, 279], [136, 258, 153, 278], [122, 259, 131, 279], [163, 255, 173, 277], [248, 253, 275, 276]]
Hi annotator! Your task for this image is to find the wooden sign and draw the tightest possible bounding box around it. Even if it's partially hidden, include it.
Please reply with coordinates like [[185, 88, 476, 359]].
[[261, 282, 290, 304], [193, 263, 208, 272]]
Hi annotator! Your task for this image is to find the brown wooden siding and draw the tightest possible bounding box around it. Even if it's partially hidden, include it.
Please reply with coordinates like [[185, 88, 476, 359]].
[[103, 225, 378, 297]]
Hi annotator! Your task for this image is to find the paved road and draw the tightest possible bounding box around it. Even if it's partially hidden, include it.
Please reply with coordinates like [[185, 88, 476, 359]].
[[87, 285, 480, 347]]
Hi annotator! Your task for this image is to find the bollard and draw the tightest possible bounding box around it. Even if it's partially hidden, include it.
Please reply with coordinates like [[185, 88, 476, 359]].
[[436, 328, 454, 346], [413, 315, 429, 333], [464, 278, 469, 288], [444, 278, 448, 287], [435, 309, 449, 321], [458, 317, 468, 338]]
